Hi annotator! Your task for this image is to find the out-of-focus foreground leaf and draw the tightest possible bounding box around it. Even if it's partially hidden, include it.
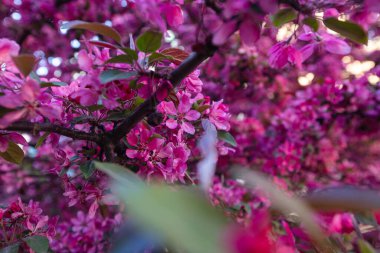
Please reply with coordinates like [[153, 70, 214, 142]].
[[95, 162, 230, 253]]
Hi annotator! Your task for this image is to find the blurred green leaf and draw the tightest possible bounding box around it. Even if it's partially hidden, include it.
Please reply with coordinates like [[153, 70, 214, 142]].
[[136, 30, 162, 53], [98, 161, 229, 253], [121, 48, 138, 61], [62, 21, 122, 44], [270, 8, 297, 27], [115, 184, 229, 253], [80, 161, 96, 179], [0, 141, 24, 165], [323, 18, 368, 45], [303, 17, 319, 32], [160, 48, 189, 64], [99, 70, 137, 84], [12, 54, 36, 77], [148, 52, 171, 64], [358, 239, 376, 253], [23, 235, 49, 253], [106, 54, 135, 64], [40, 81, 67, 88], [0, 244, 20, 253], [94, 162, 143, 188], [36, 132, 50, 148], [87, 104, 104, 112], [217, 131, 237, 147]]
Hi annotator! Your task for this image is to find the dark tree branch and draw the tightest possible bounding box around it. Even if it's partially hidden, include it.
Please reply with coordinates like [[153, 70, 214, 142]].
[[6, 121, 101, 143], [110, 43, 217, 143], [279, 0, 313, 15]]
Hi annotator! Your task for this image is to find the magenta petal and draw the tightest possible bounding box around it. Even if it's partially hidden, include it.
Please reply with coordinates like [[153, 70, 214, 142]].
[[239, 20, 260, 47], [163, 101, 177, 115], [181, 121, 195, 134], [178, 95, 191, 114], [0, 109, 27, 129], [148, 138, 165, 150], [127, 133, 138, 146], [0, 94, 23, 108], [78, 49, 93, 72], [166, 118, 178, 129], [324, 38, 351, 55], [300, 43, 316, 62], [185, 110, 200, 121], [88, 201, 98, 219], [126, 149, 139, 158], [0, 136, 9, 152], [163, 4, 183, 27], [287, 46, 303, 68], [269, 42, 288, 69], [38, 105, 61, 121], [212, 21, 237, 46], [8, 132, 28, 145], [21, 79, 40, 103], [298, 33, 316, 42]]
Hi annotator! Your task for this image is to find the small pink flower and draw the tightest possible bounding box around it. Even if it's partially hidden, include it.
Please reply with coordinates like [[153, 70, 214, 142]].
[[269, 42, 302, 69], [209, 100, 231, 131], [160, 93, 201, 134], [0, 78, 61, 128]]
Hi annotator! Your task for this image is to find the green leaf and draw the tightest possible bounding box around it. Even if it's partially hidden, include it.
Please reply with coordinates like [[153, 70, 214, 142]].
[[270, 8, 297, 27], [121, 48, 138, 61], [12, 54, 36, 77], [80, 161, 96, 179], [0, 244, 20, 253], [136, 30, 163, 53], [0, 141, 24, 164], [94, 161, 143, 188], [99, 70, 137, 84], [160, 48, 189, 65], [40, 81, 67, 88], [358, 239, 376, 253], [303, 17, 319, 32], [62, 21, 122, 44], [148, 52, 171, 64], [115, 184, 229, 253], [88, 40, 120, 50], [87, 104, 104, 112], [131, 96, 145, 109], [323, 18, 368, 45], [106, 111, 130, 121], [217, 131, 237, 147], [23, 235, 49, 253], [36, 132, 50, 148], [106, 55, 135, 64]]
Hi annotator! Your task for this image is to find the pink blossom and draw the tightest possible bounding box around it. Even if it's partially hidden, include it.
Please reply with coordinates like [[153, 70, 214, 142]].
[[0, 38, 20, 73], [0, 78, 62, 128], [159, 93, 201, 134], [269, 42, 302, 69], [239, 19, 261, 47], [209, 100, 231, 131], [162, 4, 183, 27]]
